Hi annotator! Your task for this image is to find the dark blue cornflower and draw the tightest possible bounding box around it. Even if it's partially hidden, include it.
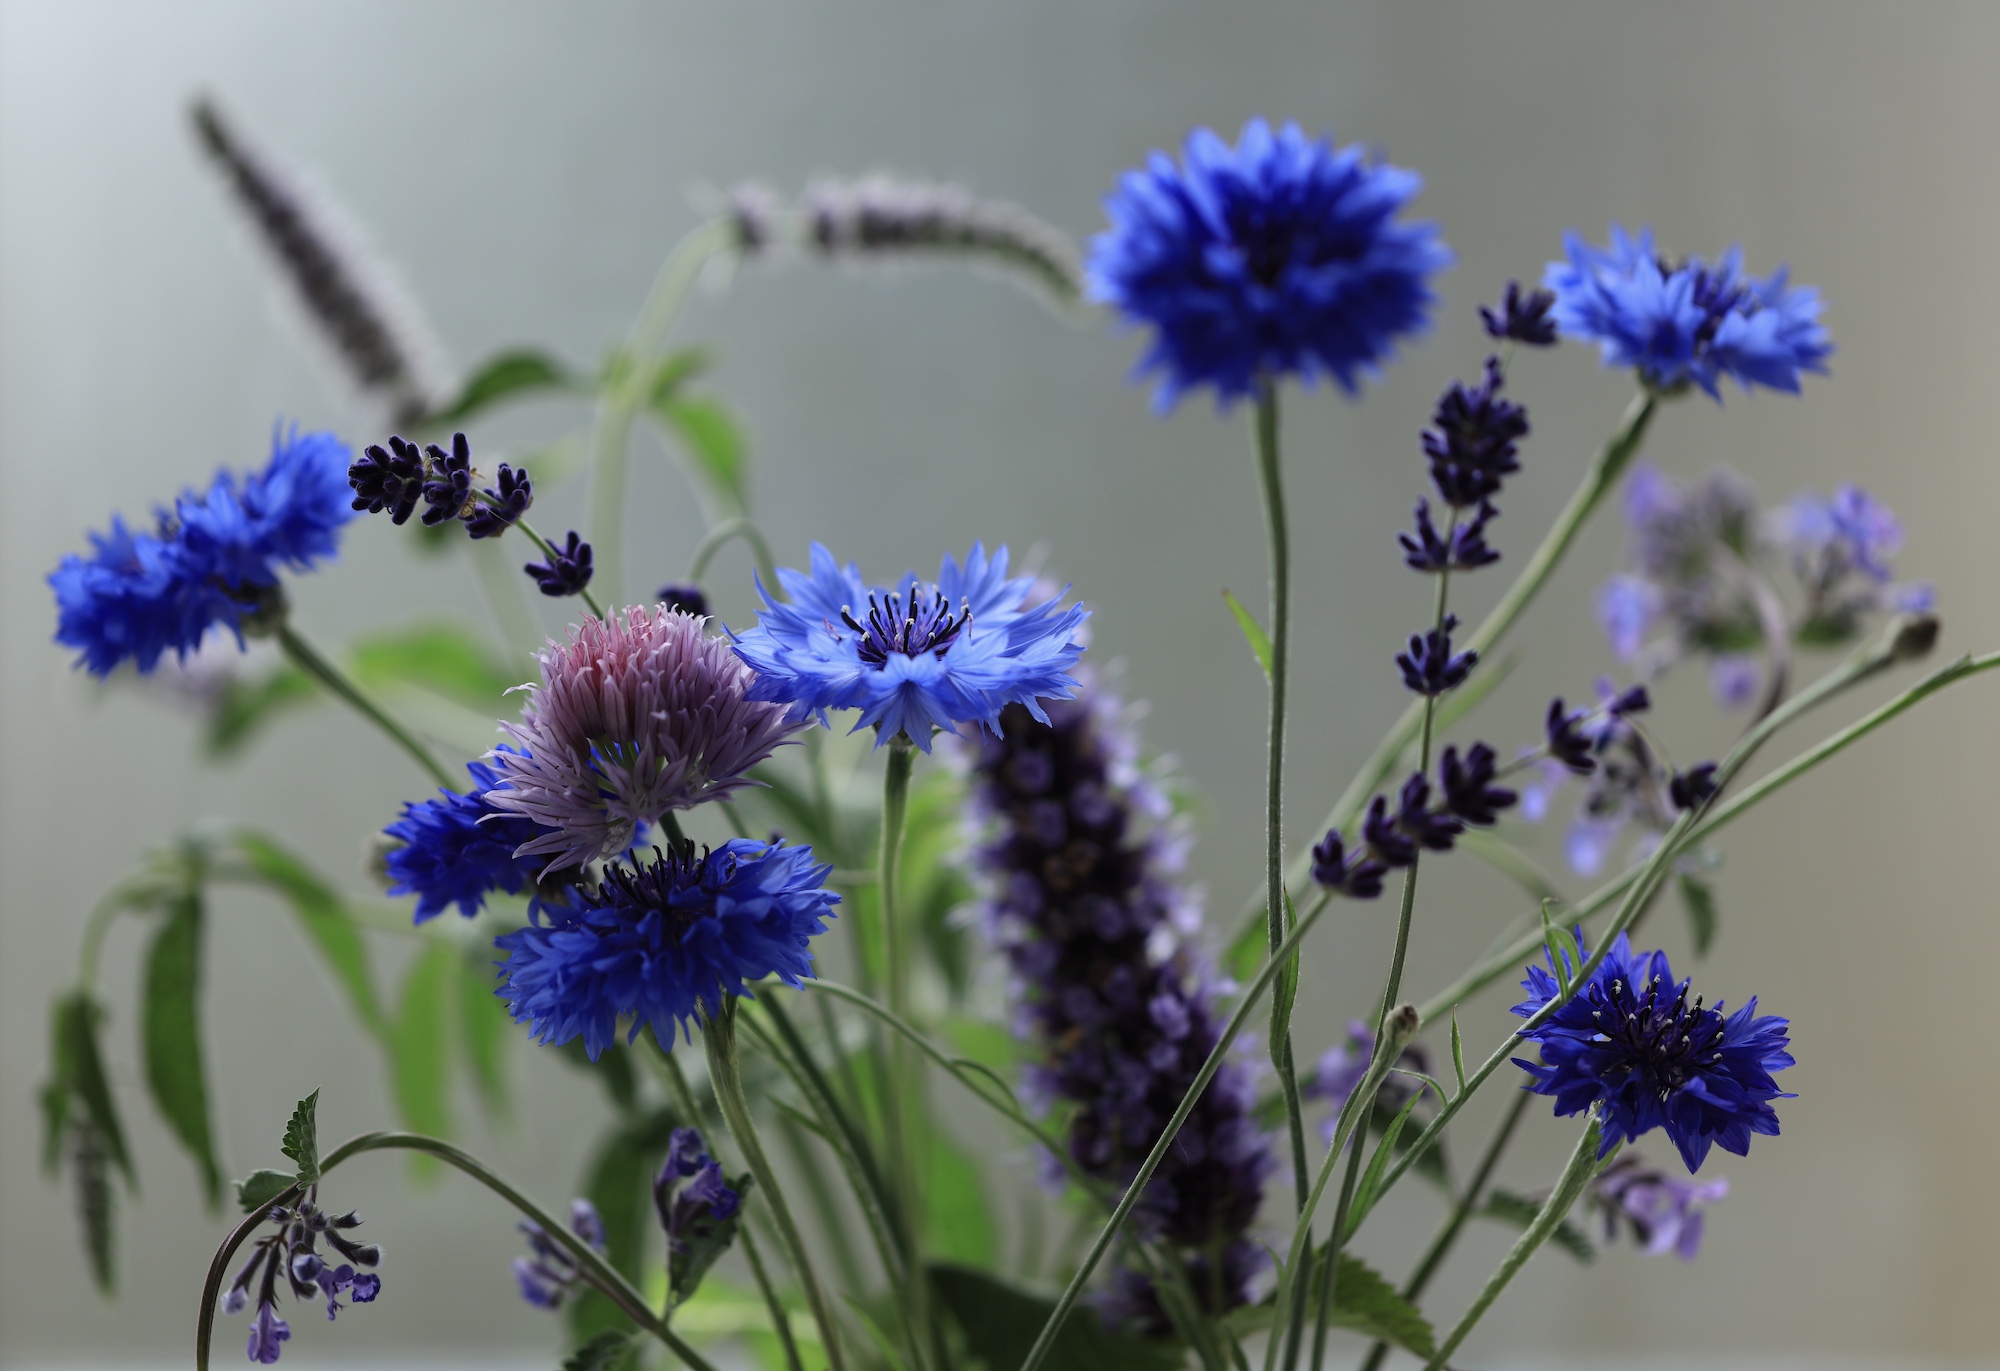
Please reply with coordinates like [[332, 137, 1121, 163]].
[[1439, 742, 1517, 825], [1086, 118, 1450, 408], [1400, 499, 1500, 573], [524, 531, 594, 597], [1512, 933, 1795, 1171], [656, 582, 709, 617], [732, 542, 1087, 752], [462, 463, 532, 539], [511, 1199, 606, 1311], [50, 426, 354, 677], [497, 838, 839, 1059], [1421, 359, 1528, 508], [1668, 762, 1720, 811], [222, 1186, 381, 1363], [382, 751, 566, 922], [1397, 613, 1477, 695], [1543, 225, 1832, 399], [967, 684, 1273, 1327], [1480, 281, 1559, 346]]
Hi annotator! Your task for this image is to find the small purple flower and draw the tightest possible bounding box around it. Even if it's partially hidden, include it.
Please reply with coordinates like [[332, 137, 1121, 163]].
[[1421, 359, 1527, 509], [246, 1302, 290, 1364], [524, 531, 594, 598], [1668, 763, 1720, 811], [1709, 655, 1760, 710], [1544, 698, 1598, 775], [510, 1198, 606, 1312], [1396, 613, 1477, 696], [462, 463, 532, 539], [1597, 574, 1659, 662], [1439, 742, 1517, 825], [656, 582, 709, 617], [1589, 1154, 1729, 1259], [1306, 1021, 1433, 1145], [1480, 281, 1559, 346], [1400, 499, 1500, 573], [223, 1184, 379, 1362]]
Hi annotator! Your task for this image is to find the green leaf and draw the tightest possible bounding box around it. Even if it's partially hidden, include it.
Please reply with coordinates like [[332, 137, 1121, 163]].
[[1221, 589, 1273, 680], [671, 1171, 751, 1306], [642, 346, 710, 402], [235, 1169, 296, 1214], [140, 893, 222, 1206], [1679, 872, 1719, 958], [1271, 888, 1300, 1043], [928, 1263, 1182, 1371], [390, 945, 457, 1160], [231, 832, 388, 1039], [1540, 901, 1581, 997], [459, 945, 511, 1123], [281, 1089, 320, 1185], [351, 623, 523, 710], [40, 1001, 75, 1177], [57, 994, 132, 1186], [425, 347, 577, 427], [202, 667, 316, 758], [560, 1329, 638, 1371], [70, 1118, 118, 1294], [570, 1107, 682, 1342], [557, 1037, 639, 1113], [1319, 1253, 1435, 1358], [922, 1124, 995, 1267], [1344, 1088, 1427, 1238], [1481, 1188, 1596, 1264], [1450, 1012, 1467, 1096], [652, 393, 749, 514]]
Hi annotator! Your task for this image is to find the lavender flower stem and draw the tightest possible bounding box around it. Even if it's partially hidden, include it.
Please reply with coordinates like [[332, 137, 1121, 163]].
[[1422, 1116, 1606, 1371], [1253, 378, 1311, 1215], [276, 624, 454, 790], [702, 1002, 848, 1371], [195, 1132, 721, 1371]]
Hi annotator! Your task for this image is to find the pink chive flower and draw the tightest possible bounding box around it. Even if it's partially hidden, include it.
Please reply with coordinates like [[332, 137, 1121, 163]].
[[488, 607, 807, 869]]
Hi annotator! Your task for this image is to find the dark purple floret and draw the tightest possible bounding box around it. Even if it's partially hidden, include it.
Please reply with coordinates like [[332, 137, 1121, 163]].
[[1440, 743, 1517, 825], [1605, 683, 1651, 718], [1361, 794, 1417, 868], [1396, 772, 1462, 852], [462, 463, 532, 539], [1668, 762, 1719, 811], [347, 435, 425, 525], [967, 686, 1273, 1328], [524, 531, 593, 597], [1545, 698, 1598, 775], [223, 1184, 381, 1362], [1421, 359, 1528, 508], [1480, 281, 1559, 347], [1400, 499, 1501, 573], [419, 433, 472, 527], [656, 582, 709, 618], [1397, 613, 1478, 696], [1312, 829, 1388, 900]]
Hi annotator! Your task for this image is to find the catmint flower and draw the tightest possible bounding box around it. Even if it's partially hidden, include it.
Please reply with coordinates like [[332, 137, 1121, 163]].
[[1439, 743, 1518, 824], [462, 464, 532, 539], [1668, 763, 1720, 811], [1781, 485, 1932, 640], [1400, 500, 1500, 573], [1512, 932, 1795, 1170], [51, 428, 353, 677], [511, 1199, 606, 1311], [1086, 118, 1450, 408], [497, 838, 838, 1058], [524, 531, 593, 598], [382, 751, 583, 922], [190, 99, 444, 426], [1587, 1154, 1729, 1260], [1607, 464, 1764, 661], [1597, 574, 1660, 662], [805, 175, 1085, 301], [1396, 613, 1477, 695], [1543, 224, 1832, 398], [656, 582, 709, 618], [733, 542, 1087, 751], [489, 607, 807, 869], [222, 1186, 381, 1363], [1709, 655, 1761, 710], [1480, 280, 1559, 346], [965, 684, 1273, 1327], [1421, 359, 1528, 508]]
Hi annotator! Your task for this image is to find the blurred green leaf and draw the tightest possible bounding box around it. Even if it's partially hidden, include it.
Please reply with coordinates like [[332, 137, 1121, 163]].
[[1320, 1252, 1434, 1357], [652, 393, 749, 515], [391, 946, 457, 1167], [922, 1126, 994, 1267], [1481, 1188, 1595, 1264], [570, 1107, 682, 1343], [71, 1119, 117, 1294], [281, 1089, 321, 1185], [670, 1171, 751, 1307], [1221, 588, 1273, 680], [231, 832, 388, 1040], [56, 994, 132, 1186], [234, 1169, 295, 1214], [929, 1263, 1182, 1371], [561, 1329, 637, 1371], [203, 667, 316, 758], [425, 348, 578, 428], [459, 944, 512, 1124], [1679, 873, 1719, 958], [1343, 1089, 1425, 1238], [141, 893, 222, 1207], [350, 622, 524, 711]]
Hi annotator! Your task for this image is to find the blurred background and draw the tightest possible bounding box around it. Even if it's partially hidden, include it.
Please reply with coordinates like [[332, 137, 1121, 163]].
[[4, 1, 1998, 1366]]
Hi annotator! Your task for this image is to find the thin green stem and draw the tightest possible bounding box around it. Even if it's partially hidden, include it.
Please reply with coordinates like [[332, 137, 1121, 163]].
[[872, 734, 930, 1365], [515, 517, 607, 619], [688, 515, 780, 589], [195, 1132, 720, 1371], [1422, 1118, 1606, 1371], [703, 1001, 847, 1371], [276, 624, 453, 789], [738, 1225, 807, 1371], [1252, 379, 1310, 1216]]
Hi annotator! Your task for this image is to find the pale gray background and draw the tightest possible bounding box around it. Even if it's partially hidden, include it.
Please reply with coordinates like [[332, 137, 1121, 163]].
[[5, 1, 1998, 1365]]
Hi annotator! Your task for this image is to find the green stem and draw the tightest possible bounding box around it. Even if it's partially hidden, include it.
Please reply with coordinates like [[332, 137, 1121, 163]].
[[590, 218, 737, 602], [703, 1001, 847, 1371], [1422, 1117, 1606, 1371], [1252, 379, 1310, 1216], [515, 517, 607, 619], [738, 1225, 807, 1371], [276, 624, 454, 789], [688, 515, 780, 589], [195, 1132, 720, 1371]]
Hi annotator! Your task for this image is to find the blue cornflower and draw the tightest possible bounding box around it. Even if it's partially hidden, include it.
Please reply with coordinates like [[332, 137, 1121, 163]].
[[1543, 225, 1831, 399], [50, 427, 354, 676], [383, 751, 559, 922], [497, 839, 839, 1058], [732, 542, 1087, 751], [1087, 118, 1450, 407], [1512, 933, 1794, 1171]]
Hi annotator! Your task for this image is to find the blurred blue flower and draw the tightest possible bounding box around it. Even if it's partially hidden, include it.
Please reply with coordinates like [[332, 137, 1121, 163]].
[[1087, 118, 1450, 407], [383, 751, 558, 922]]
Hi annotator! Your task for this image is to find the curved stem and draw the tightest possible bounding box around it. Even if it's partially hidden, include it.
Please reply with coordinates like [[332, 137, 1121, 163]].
[[195, 1132, 720, 1371], [688, 515, 780, 590], [276, 624, 454, 789], [515, 516, 607, 619], [1252, 379, 1310, 1216], [703, 1001, 848, 1371]]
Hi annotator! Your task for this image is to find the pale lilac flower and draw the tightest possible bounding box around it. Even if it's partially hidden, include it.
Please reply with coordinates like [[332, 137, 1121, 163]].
[[1589, 1154, 1730, 1259], [1709, 654, 1760, 710], [490, 607, 808, 869], [1596, 574, 1659, 661]]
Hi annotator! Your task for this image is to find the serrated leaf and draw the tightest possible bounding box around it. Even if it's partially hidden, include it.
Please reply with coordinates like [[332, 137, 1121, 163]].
[[390, 945, 456, 1171], [1319, 1253, 1435, 1357], [653, 393, 750, 515], [235, 1169, 296, 1214], [281, 1089, 320, 1185], [459, 946, 511, 1124], [141, 892, 222, 1207], [41, 1000, 75, 1177], [70, 1119, 117, 1294], [560, 1329, 637, 1371], [57, 994, 132, 1186], [425, 347, 577, 427], [928, 1263, 1182, 1371], [1679, 873, 1719, 958], [670, 1172, 751, 1306], [231, 833, 388, 1039], [1480, 1188, 1596, 1264], [1221, 589, 1274, 680], [350, 623, 522, 711]]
